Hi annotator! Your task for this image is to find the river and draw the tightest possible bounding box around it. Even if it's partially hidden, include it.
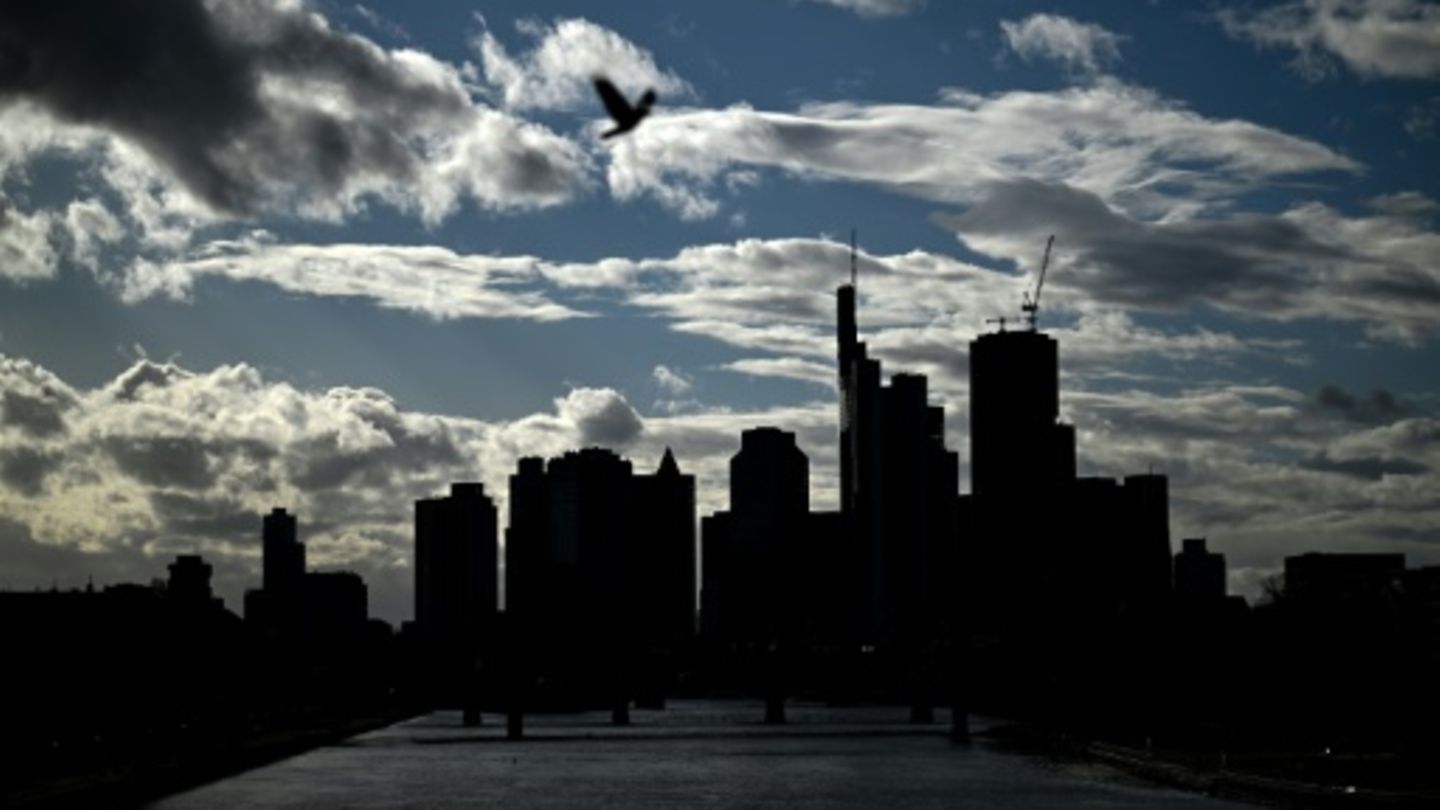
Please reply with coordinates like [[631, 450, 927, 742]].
[[149, 701, 1254, 808]]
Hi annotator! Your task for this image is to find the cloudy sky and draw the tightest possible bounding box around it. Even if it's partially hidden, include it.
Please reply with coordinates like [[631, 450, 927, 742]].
[[1, 0, 1437, 622]]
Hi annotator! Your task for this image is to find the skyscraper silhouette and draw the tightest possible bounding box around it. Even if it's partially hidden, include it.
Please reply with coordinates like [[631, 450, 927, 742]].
[[702, 428, 811, 644], [414, 483, 498, 647], [246, 507, 305, 632], [507, 448, 695, 704], [1175, 539, 1226, 601], [262, 507, 304, 596], [968, 331, 1077, 498], [836, 276, 960, 643]]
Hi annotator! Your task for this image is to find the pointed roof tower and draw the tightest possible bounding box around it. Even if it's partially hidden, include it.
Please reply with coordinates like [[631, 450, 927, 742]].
[[656, 446, 681, 476]]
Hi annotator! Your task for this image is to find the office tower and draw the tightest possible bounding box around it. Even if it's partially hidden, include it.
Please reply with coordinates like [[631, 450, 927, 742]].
[[507, 447, 696, 698], [246, 507, 306, 631], [167, 554, 214, 603], [1284, 552, 1406, 602], [1175, 539, 1226, 600], [415, 483, 498, 647], [703, 428, 810, 644], [968, 330, 1074, 497], [262, 507, 304, 596], [304, 571, 368, 641], [631, 448, 697, 646], [836, 277, 961, 643]]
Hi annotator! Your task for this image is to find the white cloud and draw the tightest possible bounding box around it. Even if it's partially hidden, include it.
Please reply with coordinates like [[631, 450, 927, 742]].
[[798, 0, 926, 18], [474, 17, 693, 112], [652, 365, 693, 394], [1000, 14, 1125, 76], [554, 387, 644, 446], [118, 233, 587, 322], [63, 198, 124, 271], [0, 198, 57, 282], [604, 81, 1361, 222], [722, 358, 836, 389], [0, 352, 847, 617], [1218, 0, 1440, 80]]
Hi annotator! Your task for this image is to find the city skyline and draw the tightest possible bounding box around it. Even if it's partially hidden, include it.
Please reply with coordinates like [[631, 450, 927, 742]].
[[2, 0, 1437, 624]]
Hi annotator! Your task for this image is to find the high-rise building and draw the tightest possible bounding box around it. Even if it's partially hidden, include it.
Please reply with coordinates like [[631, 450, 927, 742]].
[[507, 447, 696, 697], [631, 448, 697, 646], [968, 330, 1075, 497], [702, 428, 811, 644], [1175, 539, 1226, 600], [304, 571, 368, 641], [167, 554, 214, 603], [836, 278, 960, 643], [415, 483, 498, 647], [262, 507, 304, 596]]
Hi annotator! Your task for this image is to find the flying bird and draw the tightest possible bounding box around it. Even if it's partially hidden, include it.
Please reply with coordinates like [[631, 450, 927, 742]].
[[593, 77, 656, 139]]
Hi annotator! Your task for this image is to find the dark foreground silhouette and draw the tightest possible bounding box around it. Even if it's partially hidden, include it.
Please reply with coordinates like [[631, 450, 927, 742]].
[[6, 242, 1440, 808]]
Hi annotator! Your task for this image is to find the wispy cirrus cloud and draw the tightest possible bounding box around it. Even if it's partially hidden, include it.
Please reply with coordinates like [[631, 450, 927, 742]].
[[796, 0, 927, 18], [604, 80, 1361, 222], [119, 232, 586, 322], [1218, 0, 1440, 81]]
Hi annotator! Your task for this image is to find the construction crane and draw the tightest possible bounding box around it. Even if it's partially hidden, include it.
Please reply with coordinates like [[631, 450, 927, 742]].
[[1021, 235, 1055, 331]]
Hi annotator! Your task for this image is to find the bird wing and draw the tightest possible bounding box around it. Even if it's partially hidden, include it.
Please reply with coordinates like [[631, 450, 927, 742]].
[[593, 78, 634, 122]]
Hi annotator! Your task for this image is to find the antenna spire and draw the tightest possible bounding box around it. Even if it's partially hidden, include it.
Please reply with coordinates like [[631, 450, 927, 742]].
[[849, 228, 857, 287]]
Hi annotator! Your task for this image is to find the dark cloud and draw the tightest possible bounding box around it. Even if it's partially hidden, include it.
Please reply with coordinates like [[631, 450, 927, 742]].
[[0, 0, 264, 213], [0, 516, 150, 590], [148, 490, 259, 540], [2, 389, 66, 436], [0, 0, 560, 218], [103, 435, 216, 490], [940, 178, 1351, 315], [0, 445, 59, 496], [938, 179, 1440, 344], [1299, 452, 1428, 481], [1311, 384, 1413, 424], [287, 397, 464, 491]]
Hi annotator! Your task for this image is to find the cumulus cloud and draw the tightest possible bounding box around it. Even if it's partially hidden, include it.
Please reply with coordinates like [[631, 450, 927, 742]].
[[555, 387, 644, 446], [474, 17, 693, 112], [0, 351, 853, 617], [1000, 14, 1125, 76], [62, 198, 125, 271], [604, 80, 1360, 222], [0, 196, 58, 282], [798, 0, 927, 17], [1218, 0, 1440, 80], [0, 0, 591, 237]]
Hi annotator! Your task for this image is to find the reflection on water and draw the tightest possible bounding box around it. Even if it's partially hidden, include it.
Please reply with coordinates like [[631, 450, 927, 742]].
[[150, 701, 1253, 808]]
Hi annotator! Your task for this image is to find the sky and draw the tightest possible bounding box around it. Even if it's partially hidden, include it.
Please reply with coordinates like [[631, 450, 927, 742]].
[[0, 0, 1437, 622]]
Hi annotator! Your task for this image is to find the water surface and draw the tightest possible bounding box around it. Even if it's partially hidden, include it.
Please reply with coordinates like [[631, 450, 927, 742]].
[[151, 702, 1254, 808]]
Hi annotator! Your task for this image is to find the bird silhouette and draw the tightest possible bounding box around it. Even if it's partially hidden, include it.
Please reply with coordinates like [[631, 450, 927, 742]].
[[593, 77, 656, 139]]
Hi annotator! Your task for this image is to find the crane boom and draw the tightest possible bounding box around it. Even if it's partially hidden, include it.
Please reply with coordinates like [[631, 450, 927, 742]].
[[1021, 234, 1055, 331]]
